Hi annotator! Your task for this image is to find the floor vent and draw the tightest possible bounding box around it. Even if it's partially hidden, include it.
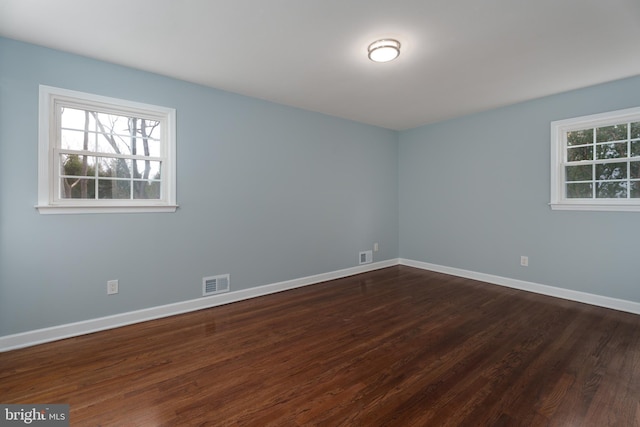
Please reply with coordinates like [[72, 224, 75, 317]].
[[359, 250, 373, 265], [203, 274, 230, 296]]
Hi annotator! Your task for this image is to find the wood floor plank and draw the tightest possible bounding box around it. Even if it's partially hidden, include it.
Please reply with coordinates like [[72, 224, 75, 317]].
[[2, 265, 640, 426]]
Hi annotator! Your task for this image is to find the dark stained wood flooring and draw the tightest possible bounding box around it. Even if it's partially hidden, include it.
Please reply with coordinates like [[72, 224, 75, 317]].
[[2, 265, 640, 426]]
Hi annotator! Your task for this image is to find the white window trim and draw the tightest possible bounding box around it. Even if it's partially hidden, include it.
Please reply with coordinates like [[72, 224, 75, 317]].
[[550, 106, 640, 212], [37, 85, 178, 214]]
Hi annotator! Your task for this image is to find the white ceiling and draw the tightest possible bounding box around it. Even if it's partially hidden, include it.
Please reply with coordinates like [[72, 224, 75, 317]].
[[1, 0, 640, 130]]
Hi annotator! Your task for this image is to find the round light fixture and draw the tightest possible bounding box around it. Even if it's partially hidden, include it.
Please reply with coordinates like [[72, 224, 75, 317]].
[[368, 39, 401, 63]]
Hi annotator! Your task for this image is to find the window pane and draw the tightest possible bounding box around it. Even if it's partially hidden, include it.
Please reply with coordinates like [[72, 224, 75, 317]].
[[567, 146, 593, 162], [98, 180, 131, 199], [566, 182, 592, 198], [132, 160, 161, 179], [144, 121, 162, 140], [631, 181, 640, 198], [567, 129, 593, 146], [133, 118, 161, 140], [60, 178, 95, 199], [93, 112, 130, 135], [133, 181, 161, 199], [98, 157, 131, 178], [566, 165, 592, 182], [631, 141, 640, 157], [596, 181, 627, 198], [60, 107, 95, 131], [128, 116, 156, 138], [61, 129, 95, 151], [631, 162, 640, 179], [596, 142, 627, 159], [133, 138, 161, 157], [96, 133, 130, 155], [596, 162, 627, 180], [631, 122, 640, 139], [596, 124, 627, 142], [60, 154, 96, 177]]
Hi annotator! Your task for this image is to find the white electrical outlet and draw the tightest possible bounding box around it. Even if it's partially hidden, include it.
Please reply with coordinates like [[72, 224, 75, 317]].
[[520, 256, 529, 267], [107, 279, 119, 295], [373, 242, 379, 252]]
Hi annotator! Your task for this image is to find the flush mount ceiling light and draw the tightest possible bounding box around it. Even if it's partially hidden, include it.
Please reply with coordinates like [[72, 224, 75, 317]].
[[368, 39, 401, 63]]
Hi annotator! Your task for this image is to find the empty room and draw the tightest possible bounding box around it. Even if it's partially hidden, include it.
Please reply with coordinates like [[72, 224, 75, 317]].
[[2, 0, 640, 425]]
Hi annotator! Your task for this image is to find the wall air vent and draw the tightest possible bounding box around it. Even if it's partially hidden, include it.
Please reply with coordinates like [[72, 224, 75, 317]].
[[359, 250, 373, 265], [202, 274, 230, 296]]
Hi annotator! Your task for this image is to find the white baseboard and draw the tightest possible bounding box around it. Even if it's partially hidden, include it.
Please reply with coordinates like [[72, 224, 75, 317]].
[[4, 258, 638, 352], [0, 259, 399, 352], [400, 258, 640, 315]]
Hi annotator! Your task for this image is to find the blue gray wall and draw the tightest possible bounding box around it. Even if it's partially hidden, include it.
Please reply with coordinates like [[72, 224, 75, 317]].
[[0, 38, 399, 336], [3, 35, 640, 339], [399, 75, 640, 302]]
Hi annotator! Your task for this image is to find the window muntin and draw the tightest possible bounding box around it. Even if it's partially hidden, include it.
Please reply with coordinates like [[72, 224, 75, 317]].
[[38, 86, 177, 214], [551, 107, 640, 211]]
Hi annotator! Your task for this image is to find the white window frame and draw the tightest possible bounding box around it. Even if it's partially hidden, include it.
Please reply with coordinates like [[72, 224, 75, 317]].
[[37, 85, 177, 214], [550, 106, 640, 212]]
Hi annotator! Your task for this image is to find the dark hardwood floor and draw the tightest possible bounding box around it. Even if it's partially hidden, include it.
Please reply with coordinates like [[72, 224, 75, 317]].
[[2, 265, 640, 426]]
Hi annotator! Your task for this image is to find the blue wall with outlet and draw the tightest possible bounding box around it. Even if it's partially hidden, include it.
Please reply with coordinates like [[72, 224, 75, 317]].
[[0, 38, 398, 336], [2, 35, 640, 341], [399, 74, 640, 301]]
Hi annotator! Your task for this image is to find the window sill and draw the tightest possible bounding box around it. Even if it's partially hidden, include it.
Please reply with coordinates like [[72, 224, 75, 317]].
[[549, 203, 640, 212], [35, 204, 179, 215]]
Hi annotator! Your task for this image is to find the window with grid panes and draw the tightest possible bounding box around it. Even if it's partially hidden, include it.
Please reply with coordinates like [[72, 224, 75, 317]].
[[37, 86, 177, 214], [550, 107, 640, 211]]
